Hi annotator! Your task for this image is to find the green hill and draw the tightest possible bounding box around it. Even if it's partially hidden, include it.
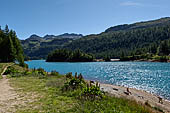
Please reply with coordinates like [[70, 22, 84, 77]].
[[22, 17, 170, 59], [65, 17, 170, 58], [21, 33, 83, 59], [105, 17, 170, 32]]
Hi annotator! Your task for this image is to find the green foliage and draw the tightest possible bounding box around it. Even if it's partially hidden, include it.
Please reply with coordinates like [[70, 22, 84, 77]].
[[82, 83, 104, 100], [10, 67, 48, 79], [0, 25, 25, 64], [63, 73, 85, 91], [159, 56, 168, 62], [20, 17, 170, 60], [21, 35, 74, 60], [37, 68, 47, 76], [75, 96, 151, 113], [51, 70, 59, 76], [65, 22, 170, 59], [19, 62, 28, 68], [158, 40, 170, 56], [149, 43, 158, 54], [104, 55, 111, 61], [9, 68, 152, 113], [120, 54, 150, 61], [65, 72, 73, 79], [63, 73, 104, 100], [46, 49, 94, 62], [4, 66, 18, 75]]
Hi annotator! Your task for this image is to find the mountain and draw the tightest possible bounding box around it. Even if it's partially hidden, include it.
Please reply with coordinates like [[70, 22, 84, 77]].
[[24, 33, 83, 41], [56, 33, 83, 39], [21, 33, 83, 59], [64, 17, 170, 58], [43, 35, 56, 40], [105, 17, 170, 32], [22, 17, 170, 59]]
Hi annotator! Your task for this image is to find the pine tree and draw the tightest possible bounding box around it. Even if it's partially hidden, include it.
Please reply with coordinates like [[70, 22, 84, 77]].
[[158, 41, 170, 56], [6, 35, 16, 62], [9, 30, 25, 64], [0, 26, 24, 64], [4, 25, 9, 35]]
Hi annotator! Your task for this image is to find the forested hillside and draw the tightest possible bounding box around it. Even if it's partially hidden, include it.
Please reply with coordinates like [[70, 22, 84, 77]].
[[105, 17, 170, 32], [65, 17, 170, 58], [21, 33, 83, 59], [22, 17, 170, 59], [0, 25, 25, 65]]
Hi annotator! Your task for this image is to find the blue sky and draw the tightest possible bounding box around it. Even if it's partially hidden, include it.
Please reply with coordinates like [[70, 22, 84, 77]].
[[1, 0, 170, 39]]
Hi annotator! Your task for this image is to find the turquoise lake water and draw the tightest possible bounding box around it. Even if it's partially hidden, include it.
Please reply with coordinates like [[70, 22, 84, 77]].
[[25, 60, 170, 100]]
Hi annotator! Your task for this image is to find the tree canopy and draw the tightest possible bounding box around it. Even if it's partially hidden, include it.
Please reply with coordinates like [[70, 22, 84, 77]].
[[0, 25, 25, 66], [46, 49, 94, 62]]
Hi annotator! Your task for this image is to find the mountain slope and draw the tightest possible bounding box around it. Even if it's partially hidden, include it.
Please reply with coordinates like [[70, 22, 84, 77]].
[[65, 17, 170, 58], [22, 17, 170, 59], [105, 17, 170, 32], [21, 33, 83, 59]]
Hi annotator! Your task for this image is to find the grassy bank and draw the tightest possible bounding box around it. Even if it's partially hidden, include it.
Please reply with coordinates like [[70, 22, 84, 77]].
[[2, 64, 155, 112], [10, 77, 152, 113]]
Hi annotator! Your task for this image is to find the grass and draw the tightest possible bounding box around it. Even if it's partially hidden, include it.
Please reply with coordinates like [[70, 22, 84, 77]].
[[8, 67, 153, 113], [10, 76, 78, 113]]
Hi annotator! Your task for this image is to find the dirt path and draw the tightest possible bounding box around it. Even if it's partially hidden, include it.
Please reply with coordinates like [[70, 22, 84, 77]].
[[0, 65, 24, 113]]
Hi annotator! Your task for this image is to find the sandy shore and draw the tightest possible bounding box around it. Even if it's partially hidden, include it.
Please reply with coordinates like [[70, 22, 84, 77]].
[[99, 83, 170, 113]]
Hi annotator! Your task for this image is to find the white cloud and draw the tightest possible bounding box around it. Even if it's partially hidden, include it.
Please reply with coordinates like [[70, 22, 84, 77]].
[[120, 1, 142, 6]]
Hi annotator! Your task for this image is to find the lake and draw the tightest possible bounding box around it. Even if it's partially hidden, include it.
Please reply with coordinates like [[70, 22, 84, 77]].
[[25, 60, 170, 100]]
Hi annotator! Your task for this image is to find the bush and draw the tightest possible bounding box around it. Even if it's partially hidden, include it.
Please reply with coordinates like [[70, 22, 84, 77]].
[[9, 73, 23, 77], [63, 73, 105, 101], [22, 68, 47, 79], [81, 82, 104, 100], [66, 72, 73, 79], [37, 68, 47, 76], [23, 70, 32, 75], [51, 70, 59, 76], [4, 66, 18, 75], [19, 62, 28, 68], [63, 73, 85, 91]]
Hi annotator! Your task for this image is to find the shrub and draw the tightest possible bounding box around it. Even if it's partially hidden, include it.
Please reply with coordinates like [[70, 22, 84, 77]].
[[19, 62, 28, 68], [23, 70, 33, 75], [63, 73, 85, 91], [37, 68, 47, 76], [9, 73, 23, 77], [22, 68, 47, 78], [66, 72, 73, 79], [81, 82, 104, 100], [51, 70, 59, 76], [4, 66, 18, 75]]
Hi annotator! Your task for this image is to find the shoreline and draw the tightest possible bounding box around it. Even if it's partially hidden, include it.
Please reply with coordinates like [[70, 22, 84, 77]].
[[120, 59, 170, 63], [98, 82, 170, 113], [26, 59, 170, 63]]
